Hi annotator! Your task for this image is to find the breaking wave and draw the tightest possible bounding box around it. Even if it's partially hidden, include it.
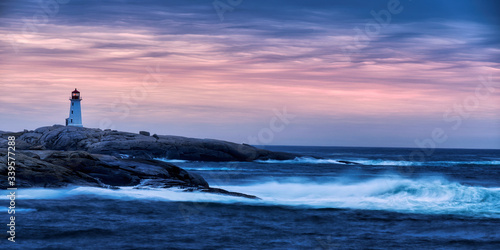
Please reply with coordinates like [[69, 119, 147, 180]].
[[257, 157, 500, 166], [154, 158, 189, 163], [3, 177, 499, 218], [219, 177, 500, 218]]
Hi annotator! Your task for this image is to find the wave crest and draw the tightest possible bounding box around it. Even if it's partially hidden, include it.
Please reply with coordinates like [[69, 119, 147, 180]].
[[3, 177, 498, 218], [257, 157, 500, 166], [219, 177, 500, 217]]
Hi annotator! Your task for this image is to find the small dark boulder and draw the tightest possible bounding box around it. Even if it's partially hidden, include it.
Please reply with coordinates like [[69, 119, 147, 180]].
[[139, 131, 150, 136], [337, 160, 361, 165], [200, 188, 260, 200]]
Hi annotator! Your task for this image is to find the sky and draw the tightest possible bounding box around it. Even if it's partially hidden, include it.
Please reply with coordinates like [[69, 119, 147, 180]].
[[0, 0, 499, 149]]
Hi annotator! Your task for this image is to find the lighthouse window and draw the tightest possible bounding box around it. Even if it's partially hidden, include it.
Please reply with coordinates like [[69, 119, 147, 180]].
[[71, 119, 73, 123], [71, 111, 73, 114], [72, 103, 74, 106]]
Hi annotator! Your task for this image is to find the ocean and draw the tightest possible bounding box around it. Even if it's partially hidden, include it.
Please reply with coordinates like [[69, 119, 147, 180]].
[[2, 146, 500, 249]]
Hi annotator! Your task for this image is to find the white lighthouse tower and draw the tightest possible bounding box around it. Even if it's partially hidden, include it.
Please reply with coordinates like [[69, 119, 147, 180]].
[[66, 88, 83, 127]]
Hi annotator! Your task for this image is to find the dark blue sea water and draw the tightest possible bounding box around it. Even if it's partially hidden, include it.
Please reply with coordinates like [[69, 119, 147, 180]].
[[2, 146, 500, 249]]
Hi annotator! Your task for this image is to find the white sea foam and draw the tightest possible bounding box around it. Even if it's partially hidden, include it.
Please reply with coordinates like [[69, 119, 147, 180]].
[[217, 177, 500, 217], [256, 157, 342, 164], [180, 167, 249, 171], [257, 157, 500, 166], [355, 159, 500, 166], [2, 177, 498, 218], [350, 159, 420, 166], [154, 158, 189, 163], [0, 208, 37, 213], [0, 186, 253, 204]]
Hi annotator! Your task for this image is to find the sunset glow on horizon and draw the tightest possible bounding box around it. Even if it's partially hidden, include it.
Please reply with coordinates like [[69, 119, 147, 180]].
[[1, 0, 499, 148]]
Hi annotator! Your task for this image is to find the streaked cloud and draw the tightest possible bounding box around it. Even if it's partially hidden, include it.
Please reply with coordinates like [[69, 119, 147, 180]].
[[0, 0, 499, 148]]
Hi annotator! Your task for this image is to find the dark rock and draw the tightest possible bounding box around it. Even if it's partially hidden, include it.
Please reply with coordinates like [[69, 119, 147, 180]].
[[0, 125, 303, 199], [0, 150, 208, 189], [2, 125, 301, 162], [200, 188, 260, 200], [139, 131, 150, 136], [0, 149, 259, 198], [337, 160, 361, 165], [0, 149, 101, 188]]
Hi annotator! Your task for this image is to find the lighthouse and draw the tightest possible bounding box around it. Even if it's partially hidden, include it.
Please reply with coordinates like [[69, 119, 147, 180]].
[[66, 88, 83, 127]]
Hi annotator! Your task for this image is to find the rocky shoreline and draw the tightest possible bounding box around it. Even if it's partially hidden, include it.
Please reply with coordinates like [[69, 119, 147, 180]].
[[0, 125, 301, 199], [4, 125, 297, 162]]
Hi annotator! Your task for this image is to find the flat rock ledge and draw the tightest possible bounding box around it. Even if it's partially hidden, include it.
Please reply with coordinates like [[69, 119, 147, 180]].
[[0, 125, 299, 162]]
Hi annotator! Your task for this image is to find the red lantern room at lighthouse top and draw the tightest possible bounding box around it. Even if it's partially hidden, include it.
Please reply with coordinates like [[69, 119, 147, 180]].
[[71, 88, 81, 100]]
